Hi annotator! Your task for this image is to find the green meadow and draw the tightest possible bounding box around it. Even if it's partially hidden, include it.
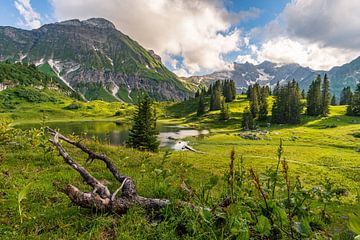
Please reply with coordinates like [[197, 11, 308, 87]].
[[1, 93, 360, 239]]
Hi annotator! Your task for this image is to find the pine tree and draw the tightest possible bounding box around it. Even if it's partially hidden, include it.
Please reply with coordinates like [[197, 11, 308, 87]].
[[126, 94, 159, 152], [258, 86, 268, 120], [347, 83, 360, 116], [242, 107, 255, 130], [321, 74, 330, 116], [273, 81, 280, 96], [197, 90, 206, 116], [340, 86, 353, 105], [210, 81, 222, 111], [331, 95, 337, 106], [230, 80, 237, 100], [219, 98, 230, 120], [306, 75, 322, 116], [301, 89, 306, 99], [250, 84, 260, 118], [272, 80, 303, 124]]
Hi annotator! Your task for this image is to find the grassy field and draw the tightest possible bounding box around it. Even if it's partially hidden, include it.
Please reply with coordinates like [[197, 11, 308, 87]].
[[0, 94, 360, 239]]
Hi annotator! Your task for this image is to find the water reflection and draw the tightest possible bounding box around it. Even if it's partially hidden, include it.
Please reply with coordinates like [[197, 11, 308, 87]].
[[18, 121, 209, 149]]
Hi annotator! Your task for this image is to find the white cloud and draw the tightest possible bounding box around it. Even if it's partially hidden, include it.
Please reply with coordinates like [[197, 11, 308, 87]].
[[237, 0, 360, 70], [50, 0, 258, 75], [14, 0, 41, 29]]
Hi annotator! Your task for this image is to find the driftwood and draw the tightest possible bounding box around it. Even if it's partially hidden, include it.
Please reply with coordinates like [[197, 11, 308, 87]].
[[47, 128, 214, 215], [47, 128, 170, 214]]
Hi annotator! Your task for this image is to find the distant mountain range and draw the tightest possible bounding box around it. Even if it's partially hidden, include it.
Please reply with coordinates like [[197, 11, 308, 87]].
[[0, 18, 193, 102], [186, 57, 360, 97]]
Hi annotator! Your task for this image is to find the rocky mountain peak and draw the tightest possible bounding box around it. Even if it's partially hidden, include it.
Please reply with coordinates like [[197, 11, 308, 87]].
[[82, 18, 116, 29], [55, 18, 116, 29]]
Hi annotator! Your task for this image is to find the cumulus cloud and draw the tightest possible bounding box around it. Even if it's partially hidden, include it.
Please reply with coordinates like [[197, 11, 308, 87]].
[[237, 0, 360, 70], [50, 0, 259, 76], [14, 0, 41, 29]]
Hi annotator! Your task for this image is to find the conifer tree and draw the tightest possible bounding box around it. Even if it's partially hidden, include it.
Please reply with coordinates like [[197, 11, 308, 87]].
[[331, 95, 337, 106], [306, 75, 322, 116], [272, 80, 303, 124], [250, 84, 260, 118], [301, 89, 306, 99], [347, 83, 360, 116], [340, 86, 353, 105], [219, 98, 230, 120], [273, 81, 280, 96], [126, 94, 159, 152], [197, 90, 206, 116], [258, 86, 268, 120], [242, 107, 255, 130], [321, 74, 330, 116], [210, 81, 222, 111], [230, 80, 237, 100]]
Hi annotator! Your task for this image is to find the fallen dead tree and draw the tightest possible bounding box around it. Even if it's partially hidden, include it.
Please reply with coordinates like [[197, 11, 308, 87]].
[[47, 128, 214, 214], [47, 128, 171, 214]]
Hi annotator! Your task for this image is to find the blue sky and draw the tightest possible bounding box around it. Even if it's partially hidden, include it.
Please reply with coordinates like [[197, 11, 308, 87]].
[[1, 0, 360, 76]]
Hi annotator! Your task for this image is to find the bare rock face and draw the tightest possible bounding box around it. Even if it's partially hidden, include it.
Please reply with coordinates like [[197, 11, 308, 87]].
[[0, 18, 192, 102], [185, 57, 360, 98]]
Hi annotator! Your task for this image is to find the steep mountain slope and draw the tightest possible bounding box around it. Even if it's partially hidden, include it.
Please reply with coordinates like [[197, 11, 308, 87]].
[[187, 58, 360, 97], [0, 18, 193, 102]]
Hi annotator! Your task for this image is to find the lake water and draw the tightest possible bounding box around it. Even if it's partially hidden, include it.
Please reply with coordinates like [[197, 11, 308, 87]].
[[17, 121, 209, 149]]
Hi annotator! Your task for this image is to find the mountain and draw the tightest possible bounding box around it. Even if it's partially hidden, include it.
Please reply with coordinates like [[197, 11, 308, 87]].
[[186, 58, 360, 97], [0, 18, 193, 102]]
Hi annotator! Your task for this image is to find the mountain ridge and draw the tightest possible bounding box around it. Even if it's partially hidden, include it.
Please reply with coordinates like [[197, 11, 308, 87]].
[[0, 18, 194, 102], [185, 58, 360, 97]]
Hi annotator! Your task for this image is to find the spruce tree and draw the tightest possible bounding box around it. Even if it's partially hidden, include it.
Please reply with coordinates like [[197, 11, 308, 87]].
[[126, 94, 159, 152], [219, 98, 230, 120], [230, 80, 237, 100], [347, 83, 360, 116], [306, 75, 322, 116], [273, 81, 280, 96], [258, 86, 268, 120], [340, 86, 353, 105], [242, 107, 255, 130], [301, 89, 306, 99], [197, 91, 206, 116], [331, 95, 337, 106], [272, 80, 303, 124], [250, 84, 260, 118], [321, 74, 330, 116], [210, 81, 222, 111]]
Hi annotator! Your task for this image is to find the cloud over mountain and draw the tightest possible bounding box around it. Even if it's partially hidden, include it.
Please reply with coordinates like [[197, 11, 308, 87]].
[[50, 0, 259, 76]]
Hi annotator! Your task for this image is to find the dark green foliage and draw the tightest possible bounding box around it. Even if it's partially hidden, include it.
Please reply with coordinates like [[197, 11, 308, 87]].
[[347, 83, 360, 116], [250, 83, 260, 118], [301, 89, 306, 99], [126, 94, 159, 152], [273, 81, 280, 96], [209, 81, 222, 111], [242, 107, 255, 130], [0, 61, 65, 89], [196, 90, 206, 116], [259, 86, 269, 120], [340, 86, 353, 105], [247, 83, 268, 120], [331, 95, 337, 106], [321, 74, 330, 116], [306, 75, 322, 116], [272, 80, 303, 124], [222, 80, 236, 102], [219, 98, 230, 120], [0, 86, 57, 104], [63, 102, 82, 110]]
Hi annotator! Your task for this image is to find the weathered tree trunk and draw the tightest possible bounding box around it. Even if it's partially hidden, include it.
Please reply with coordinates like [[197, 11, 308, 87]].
[[47, 128, 170, 214]]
